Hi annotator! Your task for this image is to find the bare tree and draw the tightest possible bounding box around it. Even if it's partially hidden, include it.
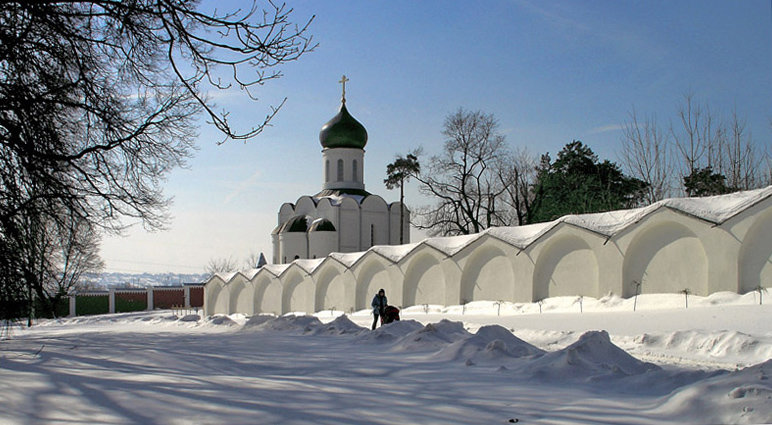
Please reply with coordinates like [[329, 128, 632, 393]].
[[723, 110, 765, 190], [621, 94, 769, 200], [11, 206, 104, 320], [205, 257, 240, 276], [620, 109, 674, 203], [671, 93, 713, 181], [0, 1, 314, 321], [496, 147, 538, 225], [40, 214, 104, 317], [415, 109, 511, 236]]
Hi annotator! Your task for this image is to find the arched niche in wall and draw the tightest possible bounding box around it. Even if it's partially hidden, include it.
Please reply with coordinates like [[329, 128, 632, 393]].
[[459, 240, 516, 303], [281, 268, 315, 314], [354, 255, 398, 310], [204, 278, 227, 315], [402, 250, 446, 307], [227, 276, 254, 316], [533, 231, 599, 300], [738, 208, 772, 293], [314, 262, 354, 313], [622, 218, 708, 296], [254, 274, 282, 315]]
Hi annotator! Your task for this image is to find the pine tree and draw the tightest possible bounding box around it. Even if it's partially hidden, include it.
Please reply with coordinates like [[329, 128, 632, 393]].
[[529, 141, 648, 223], [385, 153, 420, 244]]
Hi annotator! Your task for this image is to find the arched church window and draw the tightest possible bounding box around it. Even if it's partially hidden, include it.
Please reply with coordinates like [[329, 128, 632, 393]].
[[352, 159, 358, 182], [370, 224, 375, 247], [325, 160, 330, 182], [337, 159, 344, 181]]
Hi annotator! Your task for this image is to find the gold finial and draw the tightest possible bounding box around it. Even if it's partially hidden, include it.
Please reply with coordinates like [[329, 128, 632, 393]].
[[339, 75, 350, 103]]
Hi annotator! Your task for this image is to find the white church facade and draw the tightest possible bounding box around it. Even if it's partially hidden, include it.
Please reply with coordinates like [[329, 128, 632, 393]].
[[271, 81, 409, 264]]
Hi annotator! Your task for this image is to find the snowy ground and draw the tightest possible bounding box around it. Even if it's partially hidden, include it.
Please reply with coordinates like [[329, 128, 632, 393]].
[[1, 292, 770, 425]]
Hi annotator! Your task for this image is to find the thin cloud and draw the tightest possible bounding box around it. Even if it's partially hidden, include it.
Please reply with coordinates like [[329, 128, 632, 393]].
[[224, 169, 263, 204], [512, 0, 668, 65], [512, 0, 590, 32], [588, 124, 624, 135]]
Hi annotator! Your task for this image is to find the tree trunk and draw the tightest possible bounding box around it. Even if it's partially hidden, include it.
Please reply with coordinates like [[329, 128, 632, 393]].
[[399, 178, 405, 244]]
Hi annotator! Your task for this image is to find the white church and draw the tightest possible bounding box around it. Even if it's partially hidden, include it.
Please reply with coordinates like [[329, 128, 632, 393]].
[[204, 82, 772, 317], [271, 77, 409, 264]]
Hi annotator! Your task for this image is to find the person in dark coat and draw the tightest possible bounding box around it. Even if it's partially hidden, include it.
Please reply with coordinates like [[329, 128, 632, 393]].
[[371, 288, 387, 330]]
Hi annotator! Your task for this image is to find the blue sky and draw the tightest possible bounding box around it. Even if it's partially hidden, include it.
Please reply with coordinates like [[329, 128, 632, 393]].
[[100, 0, 772, 274]]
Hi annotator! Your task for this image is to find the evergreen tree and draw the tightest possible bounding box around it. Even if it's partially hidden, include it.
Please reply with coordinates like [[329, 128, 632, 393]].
[[683, 167, 733, 197], [529, 141, 648, 223], [385, 153, 420, 244]]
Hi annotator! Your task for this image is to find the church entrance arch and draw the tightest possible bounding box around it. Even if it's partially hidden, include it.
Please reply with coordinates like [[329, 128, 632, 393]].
[[459, 243, 515, 303], [533, 234, 599, 300], [623, 220, 708, 296], [403, 253, 446, 307], [739, 209, 772, 294]]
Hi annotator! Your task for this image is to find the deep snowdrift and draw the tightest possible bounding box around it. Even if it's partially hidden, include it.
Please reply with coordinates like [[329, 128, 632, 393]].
[[1, 293, 770, 425]]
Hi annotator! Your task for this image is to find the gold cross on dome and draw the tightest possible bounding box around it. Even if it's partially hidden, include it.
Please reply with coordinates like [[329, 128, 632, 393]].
[[339, 75, 349, 103]]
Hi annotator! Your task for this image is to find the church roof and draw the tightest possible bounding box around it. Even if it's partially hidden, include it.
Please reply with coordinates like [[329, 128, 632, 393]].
[[309, 218, 336, 232], [314, 188, 371, 202], [275, 215, 311, 233], [273, 215, 337, 234], [319, 102, 368, 149]]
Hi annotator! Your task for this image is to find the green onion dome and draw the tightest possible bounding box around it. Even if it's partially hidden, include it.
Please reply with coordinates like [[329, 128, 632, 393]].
[[319, 103, 368, 149]]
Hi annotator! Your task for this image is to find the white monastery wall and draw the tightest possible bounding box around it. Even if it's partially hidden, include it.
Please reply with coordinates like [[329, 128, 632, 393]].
[[205, 188, 772, 317]]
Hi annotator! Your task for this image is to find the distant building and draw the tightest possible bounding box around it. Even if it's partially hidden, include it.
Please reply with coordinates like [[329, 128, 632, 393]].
[[271, 79, 408, 264]]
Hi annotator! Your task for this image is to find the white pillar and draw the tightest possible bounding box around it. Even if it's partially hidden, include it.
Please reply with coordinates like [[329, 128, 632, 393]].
[[109, 289, 116, 314], [184, 285, 191, 308], [69, 296, 76, 317], [147, 287, 154, 311]]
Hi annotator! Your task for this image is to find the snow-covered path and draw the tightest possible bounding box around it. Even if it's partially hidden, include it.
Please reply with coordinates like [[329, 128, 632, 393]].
[[1, 293, 770, 425]]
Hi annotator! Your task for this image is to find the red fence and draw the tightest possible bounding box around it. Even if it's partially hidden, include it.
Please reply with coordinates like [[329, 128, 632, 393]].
[[153, 287, 186, 309], [69, 284, 204, 316], [189, 286, 204, 308]]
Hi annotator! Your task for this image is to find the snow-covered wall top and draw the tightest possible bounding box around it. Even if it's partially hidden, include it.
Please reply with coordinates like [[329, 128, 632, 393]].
[[211, 186, 772, 284]]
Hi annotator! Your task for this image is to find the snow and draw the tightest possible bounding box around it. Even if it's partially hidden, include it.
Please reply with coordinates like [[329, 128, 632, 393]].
[[291, 258, 325, 274], [369, 243, 421, 262], [328, 251, 367, 267], [314, 193, 366, 206], [1, 292, 770, 425], [662, 186, 772, 224], [423, 233, 483, 255]]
